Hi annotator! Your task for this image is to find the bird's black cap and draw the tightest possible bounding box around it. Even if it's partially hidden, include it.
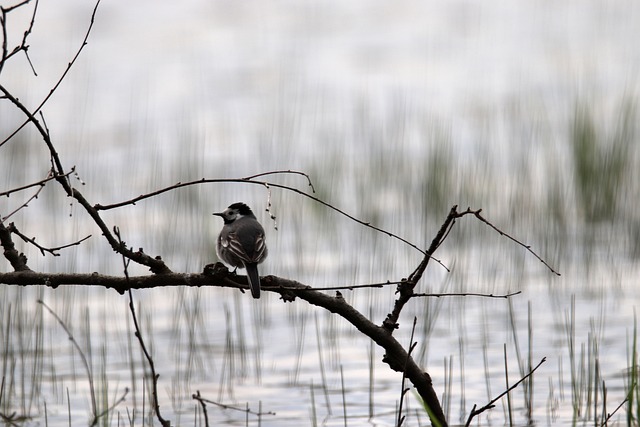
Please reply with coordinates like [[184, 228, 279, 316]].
[[228, 202, 254, 215]]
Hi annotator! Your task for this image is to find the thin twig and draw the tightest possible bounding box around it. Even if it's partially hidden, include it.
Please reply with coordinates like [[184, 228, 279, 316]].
[[7, 222, 90, 256], [0, 0, 39, 76], [12, 174, 319, 274], [115, 227, 170, 427], [0, 0, 101, 148], [243, 169, 316, 192], [1, 7, 9, 75], [93, 174, 449, 265], [464, 357, 547, 426], [282, 280, 521, 299], [1, 173, 50, 221], [191, 394, 275, 417], [90, 387, 129, 427], [412, 291, 522, 299], [0, 83, 172, 273], [471, 208, 561, 276], [1, 0, 33, 14], [600, 396, 627, 426], [19, 0, 39, 75], [193, 391, 210, 427], [0, 167, 75, 197]]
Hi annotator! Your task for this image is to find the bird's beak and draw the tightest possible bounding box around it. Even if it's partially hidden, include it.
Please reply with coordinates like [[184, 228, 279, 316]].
[[213, 212, 224, 217]]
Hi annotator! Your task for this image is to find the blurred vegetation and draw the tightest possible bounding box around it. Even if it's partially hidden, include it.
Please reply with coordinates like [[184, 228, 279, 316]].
[[2, 83, 639, 425], [571, 101, 636, 224]]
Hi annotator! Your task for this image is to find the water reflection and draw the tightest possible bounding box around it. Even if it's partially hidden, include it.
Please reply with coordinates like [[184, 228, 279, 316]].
[[1, 0, 639, 425]]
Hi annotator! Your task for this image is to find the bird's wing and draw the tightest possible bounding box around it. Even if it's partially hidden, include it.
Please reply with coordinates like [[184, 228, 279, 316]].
[[252, 233, 267, 263], [222, 231, 254, 264]]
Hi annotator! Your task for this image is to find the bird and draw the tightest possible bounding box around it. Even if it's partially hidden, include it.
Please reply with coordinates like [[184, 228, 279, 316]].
[[213, 202, 268, 298]]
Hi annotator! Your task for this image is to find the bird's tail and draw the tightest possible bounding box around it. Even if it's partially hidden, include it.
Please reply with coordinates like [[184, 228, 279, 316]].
[[245, 263, 261, 299]]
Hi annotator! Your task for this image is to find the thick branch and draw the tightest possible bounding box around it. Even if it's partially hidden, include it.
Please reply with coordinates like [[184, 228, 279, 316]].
[[265, 276, 448, 426], [0, 221, 31, 271], [0, 268, 448, 426], [74, 191, 172, 273], [0, 269, 228, 293]]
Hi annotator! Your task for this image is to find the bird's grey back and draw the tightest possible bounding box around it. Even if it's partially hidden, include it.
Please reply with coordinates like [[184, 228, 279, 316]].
[[233, 216, 268, 262]]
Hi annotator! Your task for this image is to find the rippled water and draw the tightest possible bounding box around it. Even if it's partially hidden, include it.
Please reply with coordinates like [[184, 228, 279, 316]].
[[1, 1, 639, 426]]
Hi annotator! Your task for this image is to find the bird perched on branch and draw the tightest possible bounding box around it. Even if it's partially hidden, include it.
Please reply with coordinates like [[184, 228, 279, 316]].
[[213, 202, 268, 298]]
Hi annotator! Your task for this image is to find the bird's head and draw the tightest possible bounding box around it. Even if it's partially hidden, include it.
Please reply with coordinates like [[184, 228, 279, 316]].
[[213, 202, 255, 224]]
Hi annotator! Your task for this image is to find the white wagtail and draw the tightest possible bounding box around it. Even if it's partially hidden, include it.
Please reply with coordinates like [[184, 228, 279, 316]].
[[213, 203, 268, 299]]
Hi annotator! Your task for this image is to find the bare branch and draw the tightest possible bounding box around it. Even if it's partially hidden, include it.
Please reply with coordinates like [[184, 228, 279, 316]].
[[471, 208, 561, 276], [464, 357, 547, 426], [0, 0, 101, 148], [1, 8, 8, 75], [1, 174, 48, 221], [295, 281, 521, 300], [0, 85, 70, 189], [1, 0, 170, 274], [0, 269, 449, 426], [0, 220, 31, 271], [600, 396, 628, 426], [1, 0, 33, 14], [382, 206, 559, 336], [308, 281, 398, 291], [94, 175, 443, 261], [92, 387, 129, 427], [0, 167, 75, 223], [0, 267, 240, 293], [266, 275, 449, 426], [0, 0, 39, 76], [243, 169, 316, 193], [413, 291, 522, 299], [115, 226, 170, 427], [19, 0, 39, 75], [0, 7, 563, 427], [0, 167, 75, 197], [193, 391, 210, 427], [191, 393, 275, 417], [383, 205, 464, 334], [7, 222, 90, 256]]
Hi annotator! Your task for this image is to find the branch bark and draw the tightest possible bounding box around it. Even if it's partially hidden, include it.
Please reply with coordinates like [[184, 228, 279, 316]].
[[0, 220, 31, 271], [383, 205, 466, 334], [0, 267, 449, 426]]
